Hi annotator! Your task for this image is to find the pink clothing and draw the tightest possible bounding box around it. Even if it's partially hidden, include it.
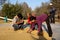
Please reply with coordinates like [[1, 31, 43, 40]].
[[36, 14, 48, 22], [30, 14, 48, 32]]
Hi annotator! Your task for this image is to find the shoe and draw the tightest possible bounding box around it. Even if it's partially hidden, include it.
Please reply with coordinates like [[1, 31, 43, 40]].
[[14, 29, 18, 31], [38, 32, 43, 36], [49, 34, 52, 37]]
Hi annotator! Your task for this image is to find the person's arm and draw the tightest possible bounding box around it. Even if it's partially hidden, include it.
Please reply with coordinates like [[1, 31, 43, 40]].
[[28, 21, 32, 24], [29, 16, 36, 24], [12, 16, 17, 24], [27, 17, 35, 24], [16, 19, 24, 24], [31, 20, 35, 22]]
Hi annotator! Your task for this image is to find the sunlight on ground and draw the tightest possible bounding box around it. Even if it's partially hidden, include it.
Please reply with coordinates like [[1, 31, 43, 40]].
[[0, 27, 51, 40], [0, 20, 52, 40]]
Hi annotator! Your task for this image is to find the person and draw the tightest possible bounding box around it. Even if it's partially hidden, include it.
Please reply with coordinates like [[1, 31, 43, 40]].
[[26, 13, 36, 25], [27, 13, 53, 37], [4, 16, 7, 22], [12, 13, 24, 31], [58, 11, 60, 19], [26, 13, 32, 25], [49, 7, 56, 23], [27, 12, 41, 33]]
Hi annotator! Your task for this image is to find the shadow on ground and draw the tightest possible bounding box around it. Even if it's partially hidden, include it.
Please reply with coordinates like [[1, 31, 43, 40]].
[[52, 38, 56, 40], [31, 35, 47, 40]]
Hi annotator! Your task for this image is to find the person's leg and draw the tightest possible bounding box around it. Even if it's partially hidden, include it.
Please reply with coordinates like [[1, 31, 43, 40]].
[[12, 24, 19, 31], [37, 21, 43, 36], [53, 15, 55, 23], [30, 22, 35, 31], [27, 22, 35, 33], [50, 14, 53, 23], [35, 23, 38, 30], [19, 21, 24, 29], [46, 16, 53, 37]]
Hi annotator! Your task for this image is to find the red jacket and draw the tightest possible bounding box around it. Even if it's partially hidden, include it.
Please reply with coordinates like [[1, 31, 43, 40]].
[[27, 17, 32, 24]]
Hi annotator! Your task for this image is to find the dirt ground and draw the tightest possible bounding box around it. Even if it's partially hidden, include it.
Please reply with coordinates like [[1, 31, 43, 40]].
[[0, 20, 54, 40], [0, 19, 11, 23], [0, 26, 51, 40]]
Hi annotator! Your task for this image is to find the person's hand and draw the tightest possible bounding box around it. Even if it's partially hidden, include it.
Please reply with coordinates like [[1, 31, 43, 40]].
[[31, 20, 35, 22], [48, 14, 50, 16]]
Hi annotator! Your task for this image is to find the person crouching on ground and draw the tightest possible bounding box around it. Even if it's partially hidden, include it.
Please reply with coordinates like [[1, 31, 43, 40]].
[[27, 12, 53, 37], [26, 13, 32, 25], [12, 13, 24, 31]]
